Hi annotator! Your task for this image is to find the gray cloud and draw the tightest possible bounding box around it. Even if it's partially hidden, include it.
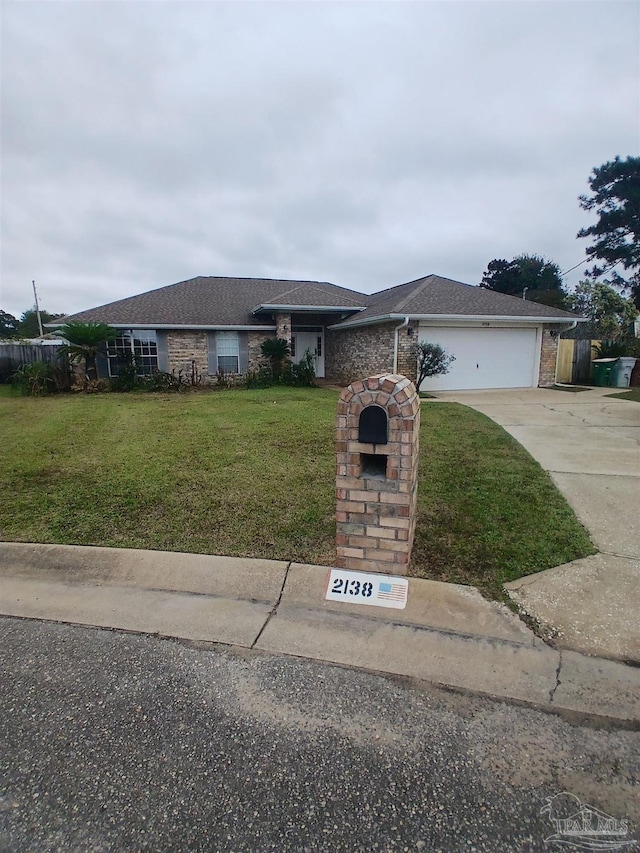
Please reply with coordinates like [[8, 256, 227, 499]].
[[1, 1, 638, 317]]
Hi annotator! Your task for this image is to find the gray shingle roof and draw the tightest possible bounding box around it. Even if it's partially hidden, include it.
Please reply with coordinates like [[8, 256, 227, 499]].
[[55, 273, 582, 329], [57, 276, 368, 327], [333, 274, 580, 325]]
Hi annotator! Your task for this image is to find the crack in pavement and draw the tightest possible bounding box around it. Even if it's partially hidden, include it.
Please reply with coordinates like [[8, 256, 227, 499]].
[[549, 650, 563, 704], [251, 562, 291, 649]]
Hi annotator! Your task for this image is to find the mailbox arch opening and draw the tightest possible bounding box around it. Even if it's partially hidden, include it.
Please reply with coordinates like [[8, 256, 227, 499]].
[[358, 405, 388, 445]]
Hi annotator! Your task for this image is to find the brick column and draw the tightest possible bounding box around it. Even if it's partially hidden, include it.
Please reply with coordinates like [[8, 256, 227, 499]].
[[396, 326, 419, 382], [274, 313, 292, 347], [538, 326, 559, 387], [335, 374, 420, 575]]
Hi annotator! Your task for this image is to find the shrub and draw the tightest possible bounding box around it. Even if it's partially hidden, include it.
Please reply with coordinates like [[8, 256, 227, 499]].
[[592, 338, 640, 359], [55, 321, 116, 383], [11, 361, 73, 395], [592, 340, 627, 359], [144, 370, 186, 393], [187, 360, 203, 387], [81, 378, 111, 394], [626, 338, 640, 358], [243, 352, 316, 389], [289, 350, 316, 387], [111, 355, 197, 393], [12, 362, 55, 395], [413, 341, 456, 388], [244, 367, 274, 389], [110, 353, 145, 392], [117, 367, 193, 393], [260, 337, 290, 380], [214, 369, 243, 389]]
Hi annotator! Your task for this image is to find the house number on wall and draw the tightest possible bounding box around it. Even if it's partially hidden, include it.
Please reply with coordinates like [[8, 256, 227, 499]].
[[325, 568, 409, 609]]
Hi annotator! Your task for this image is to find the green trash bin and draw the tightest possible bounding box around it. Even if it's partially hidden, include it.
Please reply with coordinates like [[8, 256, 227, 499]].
[[592, 358, 618, 386]]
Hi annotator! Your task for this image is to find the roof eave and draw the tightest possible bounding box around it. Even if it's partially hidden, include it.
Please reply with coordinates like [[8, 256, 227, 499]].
[[329, 313, 586, 330], [46, 322, 278, 331], [327, 314, 404, 330], [251, 303, 367, 315]]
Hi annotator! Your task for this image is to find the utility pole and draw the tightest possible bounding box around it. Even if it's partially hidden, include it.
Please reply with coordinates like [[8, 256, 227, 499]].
[[32, 280, 44, 337]]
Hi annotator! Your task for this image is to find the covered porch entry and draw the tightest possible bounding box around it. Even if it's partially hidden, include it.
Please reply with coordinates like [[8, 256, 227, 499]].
[[290, 326, 325, 377]]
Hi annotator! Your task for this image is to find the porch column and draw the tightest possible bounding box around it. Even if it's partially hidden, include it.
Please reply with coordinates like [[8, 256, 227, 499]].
[[274, 313, 292, 347]]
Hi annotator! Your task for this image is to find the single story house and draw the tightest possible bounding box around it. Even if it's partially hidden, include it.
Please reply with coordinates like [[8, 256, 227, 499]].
[[53, 274, 584, 390]]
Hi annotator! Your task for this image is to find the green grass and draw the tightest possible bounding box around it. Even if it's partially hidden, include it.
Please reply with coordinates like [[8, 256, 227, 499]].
[[414, 404, 594, 597], [546, 384, 589, 393], [0, 386, 594, 599], [605, 388, 640, 402]]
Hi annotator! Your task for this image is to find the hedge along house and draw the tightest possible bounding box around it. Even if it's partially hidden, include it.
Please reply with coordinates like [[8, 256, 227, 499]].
[[53, 274, 583, 389]]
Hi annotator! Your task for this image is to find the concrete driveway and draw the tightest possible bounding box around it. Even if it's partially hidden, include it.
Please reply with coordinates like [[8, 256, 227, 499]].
[[431, 386, 640, 662]]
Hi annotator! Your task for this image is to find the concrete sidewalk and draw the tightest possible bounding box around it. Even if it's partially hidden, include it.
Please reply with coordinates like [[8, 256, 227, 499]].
[[432, 387, 640, 663], [1, 541, 638, 724]]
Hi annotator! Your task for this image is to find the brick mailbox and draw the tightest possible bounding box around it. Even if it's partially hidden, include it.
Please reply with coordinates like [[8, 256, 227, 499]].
[[335, 374, 420, 575]]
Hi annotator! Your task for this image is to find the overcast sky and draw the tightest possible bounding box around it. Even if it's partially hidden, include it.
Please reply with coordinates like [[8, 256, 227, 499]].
[[1, 0, 638, 318]]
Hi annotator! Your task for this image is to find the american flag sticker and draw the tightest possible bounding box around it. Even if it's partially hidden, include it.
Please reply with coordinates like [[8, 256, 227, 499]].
[[377, 581, 407, 603]]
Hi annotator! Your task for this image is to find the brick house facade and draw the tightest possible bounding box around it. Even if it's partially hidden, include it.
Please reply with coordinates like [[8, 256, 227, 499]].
[[57, 274, 582, 389], [326, 323, 397, 384], [166, 331, 209, 378]]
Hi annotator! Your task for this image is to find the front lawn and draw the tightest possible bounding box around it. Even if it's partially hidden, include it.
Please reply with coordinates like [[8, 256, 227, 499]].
[[0, 386, 594, 599]]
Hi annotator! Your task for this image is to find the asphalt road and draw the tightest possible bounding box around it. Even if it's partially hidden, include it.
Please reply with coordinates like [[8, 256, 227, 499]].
[[0, 617, 638, 853]]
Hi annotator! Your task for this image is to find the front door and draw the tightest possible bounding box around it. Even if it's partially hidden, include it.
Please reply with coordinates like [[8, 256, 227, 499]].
[[291, 330, 325, 378]]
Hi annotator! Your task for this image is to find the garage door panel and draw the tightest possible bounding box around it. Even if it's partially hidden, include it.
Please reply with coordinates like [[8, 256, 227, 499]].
[[417, 326, 539, 391]]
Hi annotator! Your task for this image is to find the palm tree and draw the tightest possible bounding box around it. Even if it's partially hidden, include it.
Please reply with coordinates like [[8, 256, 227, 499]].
[[260, 337, 291, 380], [56, 322, 116, 384]]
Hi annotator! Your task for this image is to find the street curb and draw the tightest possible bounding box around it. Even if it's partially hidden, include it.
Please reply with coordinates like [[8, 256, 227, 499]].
[[1, 542, 639, 725]]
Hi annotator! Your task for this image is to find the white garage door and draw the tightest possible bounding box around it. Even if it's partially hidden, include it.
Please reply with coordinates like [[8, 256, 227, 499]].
[[417, 326, 540, 391]]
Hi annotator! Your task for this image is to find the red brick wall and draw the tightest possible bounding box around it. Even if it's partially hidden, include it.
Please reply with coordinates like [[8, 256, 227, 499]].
[[336, 374, 420, 575], [325, 323, 396, 384], [167, 331, 208, 378], [538, 326, 559, 387], [396, 326, 419, 381]]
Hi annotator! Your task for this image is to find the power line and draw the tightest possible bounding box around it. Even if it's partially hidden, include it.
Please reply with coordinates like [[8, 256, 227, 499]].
[[561, 258, 590, 276]]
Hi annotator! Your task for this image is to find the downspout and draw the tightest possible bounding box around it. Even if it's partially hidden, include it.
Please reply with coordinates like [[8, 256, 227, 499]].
[[393, 316, 410, 375]]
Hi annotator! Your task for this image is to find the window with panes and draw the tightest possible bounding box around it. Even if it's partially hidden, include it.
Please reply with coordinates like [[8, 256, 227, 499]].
[[216, 331, 239, 373], [106, 330, 158, 376]]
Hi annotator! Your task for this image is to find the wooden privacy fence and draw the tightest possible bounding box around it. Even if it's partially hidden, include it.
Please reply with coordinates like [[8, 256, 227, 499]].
[[556, 339, 595, 384], [0, 343, 69, 383]]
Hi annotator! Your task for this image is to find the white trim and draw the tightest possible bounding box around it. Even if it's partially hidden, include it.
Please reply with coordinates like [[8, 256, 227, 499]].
[[327, 315, 397, 330], [251, 303, 366, 314], [533, 326, 542, 387], [47, 323, 278, 332], [329, 312, 586, 330], [408, 318, 563, 329], [393, 316, 410, 374]]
